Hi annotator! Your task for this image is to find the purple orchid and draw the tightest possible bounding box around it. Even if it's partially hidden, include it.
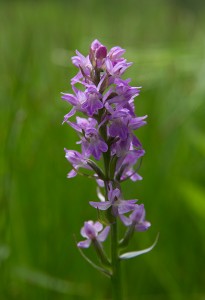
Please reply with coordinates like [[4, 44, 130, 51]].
[[61, 87, 87, 122], [107, 46, 126, 61], [107, 78, 140, 111], [71, 50, 93, 85], [67, 117, 108, 160], [116, 149, 145, 181], [82, 85, 103, 116], [105, 57, 132, 77], [90, 183, 137, 216], [62, 40, 155, 295], [82, 127, 108, 160], [105, 45, 132, 78], [64, 148, 91, 178], [77, 221, 110, 248], [108, 109, 147, 141], [120, 204, 151, 232], [68, 116, 97, 133], [106, 108, 146, 156], [72, 50, 91, 71]]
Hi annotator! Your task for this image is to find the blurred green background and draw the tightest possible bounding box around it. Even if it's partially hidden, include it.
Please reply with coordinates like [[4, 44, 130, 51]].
[[1, 0, 205, 299]]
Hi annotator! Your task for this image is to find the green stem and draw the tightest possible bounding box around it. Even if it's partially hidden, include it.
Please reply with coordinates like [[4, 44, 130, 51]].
[[111, 220, 122, 300], [100, 116, 122, 299]]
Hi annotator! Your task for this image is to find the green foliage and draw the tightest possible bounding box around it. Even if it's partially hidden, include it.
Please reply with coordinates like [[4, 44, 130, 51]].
[[0, 1, 205, 299]]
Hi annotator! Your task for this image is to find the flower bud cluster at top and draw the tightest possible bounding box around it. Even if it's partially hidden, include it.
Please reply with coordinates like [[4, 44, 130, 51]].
[[62, 39, 150, 249]]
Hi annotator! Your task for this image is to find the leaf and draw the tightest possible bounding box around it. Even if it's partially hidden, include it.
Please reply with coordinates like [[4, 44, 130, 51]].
[[119, 233, 159, 260]]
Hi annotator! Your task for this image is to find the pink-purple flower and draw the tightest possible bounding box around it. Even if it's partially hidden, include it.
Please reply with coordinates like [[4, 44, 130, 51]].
[[64, 149, 91, 178], [77, 221, 110, 248], [62, 39, 147, 165], [62, 40, 153, 265], [81, 85, 103, 116], [120, 204, 151, 231], [90, 183, 137, 216]]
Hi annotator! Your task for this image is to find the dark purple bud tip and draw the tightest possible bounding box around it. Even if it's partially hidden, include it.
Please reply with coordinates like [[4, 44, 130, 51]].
[[96, 46, 107, 60]]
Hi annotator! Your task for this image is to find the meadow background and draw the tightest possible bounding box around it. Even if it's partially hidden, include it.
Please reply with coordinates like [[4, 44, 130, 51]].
[[1, 0, 205, 299]]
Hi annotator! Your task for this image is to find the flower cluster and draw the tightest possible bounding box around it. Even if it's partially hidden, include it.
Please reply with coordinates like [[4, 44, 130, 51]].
[[63, 40, 151, 264]]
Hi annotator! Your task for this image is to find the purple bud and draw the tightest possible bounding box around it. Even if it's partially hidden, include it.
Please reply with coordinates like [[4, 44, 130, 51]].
[[96, 46, 107, 60], [89, 39, 107, 68]]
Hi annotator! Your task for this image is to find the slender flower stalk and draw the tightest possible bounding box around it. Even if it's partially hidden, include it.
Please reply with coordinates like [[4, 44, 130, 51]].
[[111, 220, 122, 300], [62, 39, 157, 299]]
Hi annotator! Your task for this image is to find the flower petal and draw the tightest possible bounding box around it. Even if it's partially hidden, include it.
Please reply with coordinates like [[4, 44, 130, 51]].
[[98, 226, 110, 242], [117, 200, 136, 214], [77, 239, 91, 248], [135, 221, 151, 232], [119, 214, 132, 226], [89, 201, 111, 211], [94, 221, 103, 232], [67, 169, 77, 178], [62, 107, 76, 123]]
